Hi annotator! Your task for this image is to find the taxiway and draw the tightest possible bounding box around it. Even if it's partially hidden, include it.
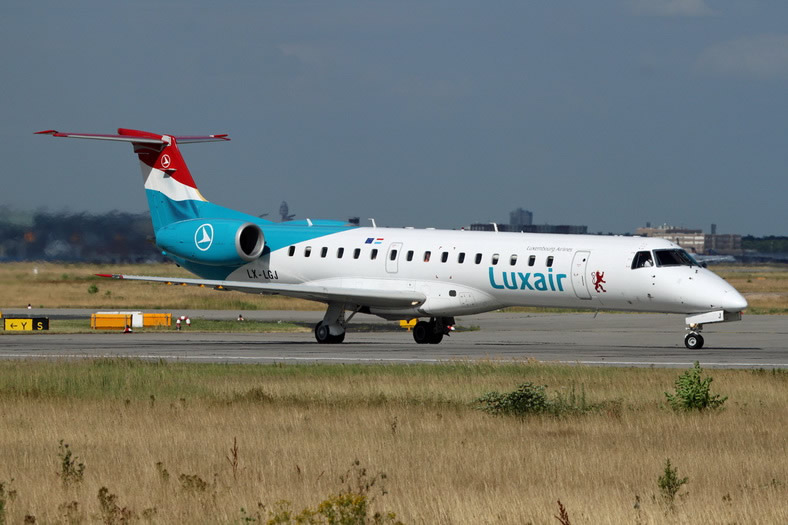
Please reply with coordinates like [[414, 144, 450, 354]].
[[0, 311, 785, 368]]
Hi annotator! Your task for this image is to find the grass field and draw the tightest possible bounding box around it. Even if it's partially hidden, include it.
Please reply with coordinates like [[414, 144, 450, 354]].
[[1, 262, 786, 313], [0, 360, 786, 524]]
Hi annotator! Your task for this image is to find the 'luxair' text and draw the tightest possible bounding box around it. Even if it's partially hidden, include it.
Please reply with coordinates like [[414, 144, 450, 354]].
[[488, 267, 567, 291]]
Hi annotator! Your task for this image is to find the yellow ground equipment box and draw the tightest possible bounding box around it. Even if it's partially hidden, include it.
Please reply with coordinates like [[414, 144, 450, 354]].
[[91, 312, 172, 329], [91, 314, 133, 330], [143, 313, 172, 327]]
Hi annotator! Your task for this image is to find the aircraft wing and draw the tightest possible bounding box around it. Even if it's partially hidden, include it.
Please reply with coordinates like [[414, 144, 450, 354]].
[[97, 274, 426, 308]]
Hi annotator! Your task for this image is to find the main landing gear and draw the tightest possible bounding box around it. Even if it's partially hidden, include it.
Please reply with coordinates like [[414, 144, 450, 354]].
[[412, 317, 455, 345], [314, 303, 355, 344]]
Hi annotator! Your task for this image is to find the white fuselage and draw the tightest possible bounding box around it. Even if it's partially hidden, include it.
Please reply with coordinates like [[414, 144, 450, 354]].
[[225, 227, 747, 320]]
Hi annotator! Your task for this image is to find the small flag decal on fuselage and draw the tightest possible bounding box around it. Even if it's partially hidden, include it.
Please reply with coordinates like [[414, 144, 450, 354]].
[[365, 238, 384, 244]]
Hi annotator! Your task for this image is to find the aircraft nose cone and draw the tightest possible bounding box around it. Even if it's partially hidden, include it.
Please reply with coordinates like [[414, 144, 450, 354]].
[[723, 290, 748, 312]]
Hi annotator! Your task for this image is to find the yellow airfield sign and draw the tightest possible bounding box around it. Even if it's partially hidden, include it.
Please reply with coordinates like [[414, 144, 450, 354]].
[[3, 318, 49, 331]]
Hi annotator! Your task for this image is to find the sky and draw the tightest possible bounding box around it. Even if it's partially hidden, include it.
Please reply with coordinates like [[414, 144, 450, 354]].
[[1, 1, 787, 236]]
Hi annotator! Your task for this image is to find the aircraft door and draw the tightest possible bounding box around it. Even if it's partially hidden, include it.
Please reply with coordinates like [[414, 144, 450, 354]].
[[385, 242, 403, 273], [571, 250, 592, 300]]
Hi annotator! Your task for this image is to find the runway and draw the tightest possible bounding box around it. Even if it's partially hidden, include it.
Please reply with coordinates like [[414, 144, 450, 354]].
[[0, 311, 785, 368]]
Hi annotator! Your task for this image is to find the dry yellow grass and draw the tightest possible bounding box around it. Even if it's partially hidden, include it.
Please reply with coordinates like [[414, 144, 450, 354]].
[[0, 262, 322, 310], [714, 265, 788, 313], [0, 361, 786, 523]]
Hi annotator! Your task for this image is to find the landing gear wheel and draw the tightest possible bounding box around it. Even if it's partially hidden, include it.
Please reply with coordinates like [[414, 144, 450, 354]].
[[315, 321, 331, 344], [428, 331, 444, 344], [684, 333, 704, 350], [413, 321, 431, 344], [315, 321, 345, 344]]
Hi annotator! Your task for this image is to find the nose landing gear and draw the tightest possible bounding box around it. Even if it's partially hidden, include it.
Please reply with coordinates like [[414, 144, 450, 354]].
[[683, 310, 742, 350], [684, 332, 704, 350]]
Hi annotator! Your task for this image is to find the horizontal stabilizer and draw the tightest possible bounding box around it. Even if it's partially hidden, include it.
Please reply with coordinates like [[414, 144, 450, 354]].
[[35, 129, 230, 144], [97, 274, 426, 308]]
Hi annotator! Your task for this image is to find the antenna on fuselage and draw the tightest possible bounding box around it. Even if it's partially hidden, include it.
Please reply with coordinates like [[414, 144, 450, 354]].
[[369, 218, 377, 228]]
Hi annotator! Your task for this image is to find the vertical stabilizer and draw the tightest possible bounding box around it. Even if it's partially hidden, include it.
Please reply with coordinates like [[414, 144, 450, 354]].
[[119, 129, 207, 230], [36, 128, 230, 231]]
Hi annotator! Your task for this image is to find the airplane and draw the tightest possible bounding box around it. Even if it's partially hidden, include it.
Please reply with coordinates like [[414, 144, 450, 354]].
[[37, 128, 748, 349]]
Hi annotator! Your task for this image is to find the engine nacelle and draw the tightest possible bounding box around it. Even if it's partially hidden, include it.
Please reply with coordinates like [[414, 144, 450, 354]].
[[155, 219, 264, 266]]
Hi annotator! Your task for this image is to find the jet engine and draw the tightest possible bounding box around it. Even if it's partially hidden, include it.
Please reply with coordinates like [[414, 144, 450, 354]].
[[155, 219, 264, 266]]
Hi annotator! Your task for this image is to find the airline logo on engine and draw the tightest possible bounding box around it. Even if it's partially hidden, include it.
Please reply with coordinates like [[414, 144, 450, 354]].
[[194, 223, 214, 251]]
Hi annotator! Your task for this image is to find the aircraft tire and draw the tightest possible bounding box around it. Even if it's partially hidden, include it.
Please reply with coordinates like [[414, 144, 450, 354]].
[[684, 333, 704, 350], [413, 321, 431, 344], [315, 321, 331, 344], [428, 332, 444, 344], [315, 321, 345, 344]]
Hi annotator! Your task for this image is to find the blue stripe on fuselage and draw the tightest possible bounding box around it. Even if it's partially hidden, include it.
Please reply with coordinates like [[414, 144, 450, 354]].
[[145, 191, 355, 280]]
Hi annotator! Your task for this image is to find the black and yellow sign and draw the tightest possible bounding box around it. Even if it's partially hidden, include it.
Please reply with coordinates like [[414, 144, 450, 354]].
[[3, 318, 49, 331]]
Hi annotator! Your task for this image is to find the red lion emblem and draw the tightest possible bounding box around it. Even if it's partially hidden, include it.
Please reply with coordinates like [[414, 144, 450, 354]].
[[591, 271, 607, 293]]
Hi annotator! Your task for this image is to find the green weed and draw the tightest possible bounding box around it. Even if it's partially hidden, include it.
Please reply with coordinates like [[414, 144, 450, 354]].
[[474, 382, 549, 416], [56, 440, 85, 488], [657, 459, 688, 511], [262, 460, 403, 524], [665, 362, 727, 411], [97, 487, 135, 524]]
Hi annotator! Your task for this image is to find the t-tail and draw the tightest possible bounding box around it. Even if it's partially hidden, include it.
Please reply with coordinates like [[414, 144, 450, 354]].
[[36, 129, 267, 267], [35, 128, 241, 230]]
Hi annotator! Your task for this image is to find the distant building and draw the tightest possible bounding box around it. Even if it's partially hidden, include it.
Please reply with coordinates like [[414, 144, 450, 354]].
[[509, 208, 533, 229], [470, 208, 586, 235], [706, 234, 742, 254], [635, 224, 742, 255]]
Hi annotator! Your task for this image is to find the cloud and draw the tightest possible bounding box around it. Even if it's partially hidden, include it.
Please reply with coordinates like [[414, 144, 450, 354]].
[[630, 0, 714, 17], [698, 34, 788, 78]]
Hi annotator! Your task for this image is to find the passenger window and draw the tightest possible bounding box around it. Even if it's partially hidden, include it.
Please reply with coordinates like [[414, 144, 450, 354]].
[[390, 249, 398, 261], [424, 251, 431, 262], [407, 250, 414, 261], [510, 255, 518, 266], [441, 252, 448, 263], [337, 247, 344, 258], [492, 254, 499, 265], [353, 248, 361, 259], [371, 249, 378, 260], [304, 246, 311, 257], [528, 255, 536, 266], [631, 250, 654, 269], [547, 256, 554, 267], [475, 253, 482, 264], [288, 246, 295, 257], [458, 252, 466, 264], [320, 247, 328, 258]]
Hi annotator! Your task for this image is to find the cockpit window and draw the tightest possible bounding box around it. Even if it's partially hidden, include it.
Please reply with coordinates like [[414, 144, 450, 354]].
[[654, 249, 699, 267], [631, 250, 654, 269]]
